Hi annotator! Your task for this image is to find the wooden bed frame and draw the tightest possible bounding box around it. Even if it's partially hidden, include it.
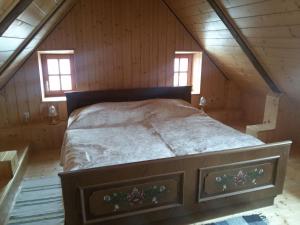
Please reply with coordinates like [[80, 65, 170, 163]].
[[59, 86, 291, 225]]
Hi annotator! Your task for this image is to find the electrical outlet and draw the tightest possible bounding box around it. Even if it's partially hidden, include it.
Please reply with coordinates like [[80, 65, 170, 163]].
[[23, 112, 30, 123]]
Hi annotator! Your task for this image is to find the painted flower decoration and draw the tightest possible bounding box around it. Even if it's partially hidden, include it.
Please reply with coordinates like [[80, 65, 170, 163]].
[[159, 185, 166, 192], [233, 170, 247, 185], [215, 167, 265, 192], [103, 195, 111, 202], [127, 187, 145, 205], [216, 176, 222, 182], [152, 197, 158, 204], [114, 204, 119, 211]]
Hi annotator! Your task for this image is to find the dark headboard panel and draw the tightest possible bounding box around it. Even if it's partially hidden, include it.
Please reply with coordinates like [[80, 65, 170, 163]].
[[65, 86, 192, 116]]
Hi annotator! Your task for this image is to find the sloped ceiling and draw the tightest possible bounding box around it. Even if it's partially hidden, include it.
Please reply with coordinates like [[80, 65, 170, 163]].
[[0, 0, 77, 89], [0, 0, 19, 22], [164, 0, 300, 101], [1, 0, 300, 103]]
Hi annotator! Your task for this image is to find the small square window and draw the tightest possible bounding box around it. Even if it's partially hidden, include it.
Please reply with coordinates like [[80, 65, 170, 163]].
[[38, 51, 75, 100], [173, 54, 193, 87]]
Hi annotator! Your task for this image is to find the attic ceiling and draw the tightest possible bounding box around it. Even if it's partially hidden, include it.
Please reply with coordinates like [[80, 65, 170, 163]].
[[1, 0, 300, 103], [164, 0, 300, 101], [0, 0, 77, 89], [0, 0, 19, 22]]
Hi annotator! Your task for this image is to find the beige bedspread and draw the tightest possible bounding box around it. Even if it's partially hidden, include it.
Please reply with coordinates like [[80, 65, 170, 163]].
[[61, 99, 263, 171]]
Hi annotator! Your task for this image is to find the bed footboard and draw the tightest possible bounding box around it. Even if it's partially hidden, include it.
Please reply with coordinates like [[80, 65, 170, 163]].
[[59, 141, 291, 225]]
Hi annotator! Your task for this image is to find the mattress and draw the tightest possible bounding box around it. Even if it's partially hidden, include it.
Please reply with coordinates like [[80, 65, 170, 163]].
[[61, 99, 264, 171]]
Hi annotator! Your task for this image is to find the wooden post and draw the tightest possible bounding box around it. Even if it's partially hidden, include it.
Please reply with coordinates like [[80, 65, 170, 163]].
[[246, 94, 280, 137]]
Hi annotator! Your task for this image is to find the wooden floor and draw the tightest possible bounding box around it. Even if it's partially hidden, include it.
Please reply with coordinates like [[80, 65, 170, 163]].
[[23, 147, 300, 225], [24, 150, 62, 178]]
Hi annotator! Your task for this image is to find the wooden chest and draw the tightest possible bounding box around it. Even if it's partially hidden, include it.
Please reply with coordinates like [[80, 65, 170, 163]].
[[0, 151, 18, 186]]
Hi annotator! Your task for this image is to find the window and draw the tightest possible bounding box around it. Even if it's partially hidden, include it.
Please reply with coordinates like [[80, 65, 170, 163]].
[[173, 54, 193, 87], [38, 51, 75, 100]]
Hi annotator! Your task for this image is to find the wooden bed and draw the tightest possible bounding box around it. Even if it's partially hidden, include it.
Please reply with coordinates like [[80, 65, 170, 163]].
[[59, 86, 291, 225]]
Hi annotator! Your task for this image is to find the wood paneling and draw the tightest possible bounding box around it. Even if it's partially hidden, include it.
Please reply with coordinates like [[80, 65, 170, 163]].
[[0, 0, 241, 152], [220, 0, 300, 103], [0, 121, 66, 151], [0, 0, 232, 129], [0, 0, 74, 90], [164, 0, 270, 94], [201, 53, 227, 109], [221, 0, 300, 147], [0, 0, 19, 22], [241, 91, 300, 149], [165, 0, 300, 146]]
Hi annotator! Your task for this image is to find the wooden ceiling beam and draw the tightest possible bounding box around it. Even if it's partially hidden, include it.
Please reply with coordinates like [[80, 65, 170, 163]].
[[207, 0, 281, 94], [0, 0, 78, 90], [0, 0, 34, 36]]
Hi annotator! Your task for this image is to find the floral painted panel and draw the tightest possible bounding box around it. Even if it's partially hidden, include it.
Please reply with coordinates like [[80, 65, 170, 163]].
[[103, 185, 168, 212], [202, 162, 274, 196], [86, 175, 183, 218], [215, 168, 265, 191]]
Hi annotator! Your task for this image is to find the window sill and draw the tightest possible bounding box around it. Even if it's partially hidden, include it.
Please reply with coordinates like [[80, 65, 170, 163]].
[[42, 96, 66, 102]]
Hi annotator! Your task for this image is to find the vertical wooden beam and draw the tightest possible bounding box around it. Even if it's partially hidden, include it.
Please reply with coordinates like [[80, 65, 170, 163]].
[[207, 0, 281, 94], [0, 0, 34, 36]]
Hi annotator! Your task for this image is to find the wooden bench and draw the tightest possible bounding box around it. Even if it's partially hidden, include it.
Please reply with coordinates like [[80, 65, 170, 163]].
[[0, 144, 29, 225], [0, 150, 18, 188]]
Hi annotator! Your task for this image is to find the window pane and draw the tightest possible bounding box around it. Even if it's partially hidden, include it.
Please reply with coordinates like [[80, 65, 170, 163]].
[[47, 59, 59, 74], [179, 72, 187, 86], [173, 73, 179, 86], [59, 58, 71, 74], [49, 76, 61, 91], [179, 58, 188, 71], [174, 58, 179, 72], [61, 75, 72, 90]]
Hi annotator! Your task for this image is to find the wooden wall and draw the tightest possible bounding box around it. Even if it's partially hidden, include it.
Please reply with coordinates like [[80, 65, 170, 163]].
[[165, 0, 300, 148], [0, 0, 62, 67], [221, 0, 300, 103], [0, 0, 18, 21], [200, 53, 241, 111], [0, 0, 236, 150], [0, 0, 200, 127], [221, 0, 300, 148], [242, 91, 300, 149], [164, 0, 270, 94]]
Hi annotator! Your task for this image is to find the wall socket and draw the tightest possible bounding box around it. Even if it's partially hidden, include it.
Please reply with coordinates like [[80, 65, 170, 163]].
[[23, 112, 30, 123]]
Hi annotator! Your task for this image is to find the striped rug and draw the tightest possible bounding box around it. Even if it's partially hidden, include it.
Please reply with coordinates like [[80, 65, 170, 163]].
[[204, 214, 268, 225], [8, 176, 268, 225], [8, 176, 64, 225]]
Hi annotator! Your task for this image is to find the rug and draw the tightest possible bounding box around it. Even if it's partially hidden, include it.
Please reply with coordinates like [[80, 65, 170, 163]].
[[8, 176, 64, 225], [8, 176, 268, 225], [203, 214, 268, 225]]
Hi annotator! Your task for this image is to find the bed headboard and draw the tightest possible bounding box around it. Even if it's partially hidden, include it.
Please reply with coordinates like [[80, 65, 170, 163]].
[[65, 86, 192, 116]]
